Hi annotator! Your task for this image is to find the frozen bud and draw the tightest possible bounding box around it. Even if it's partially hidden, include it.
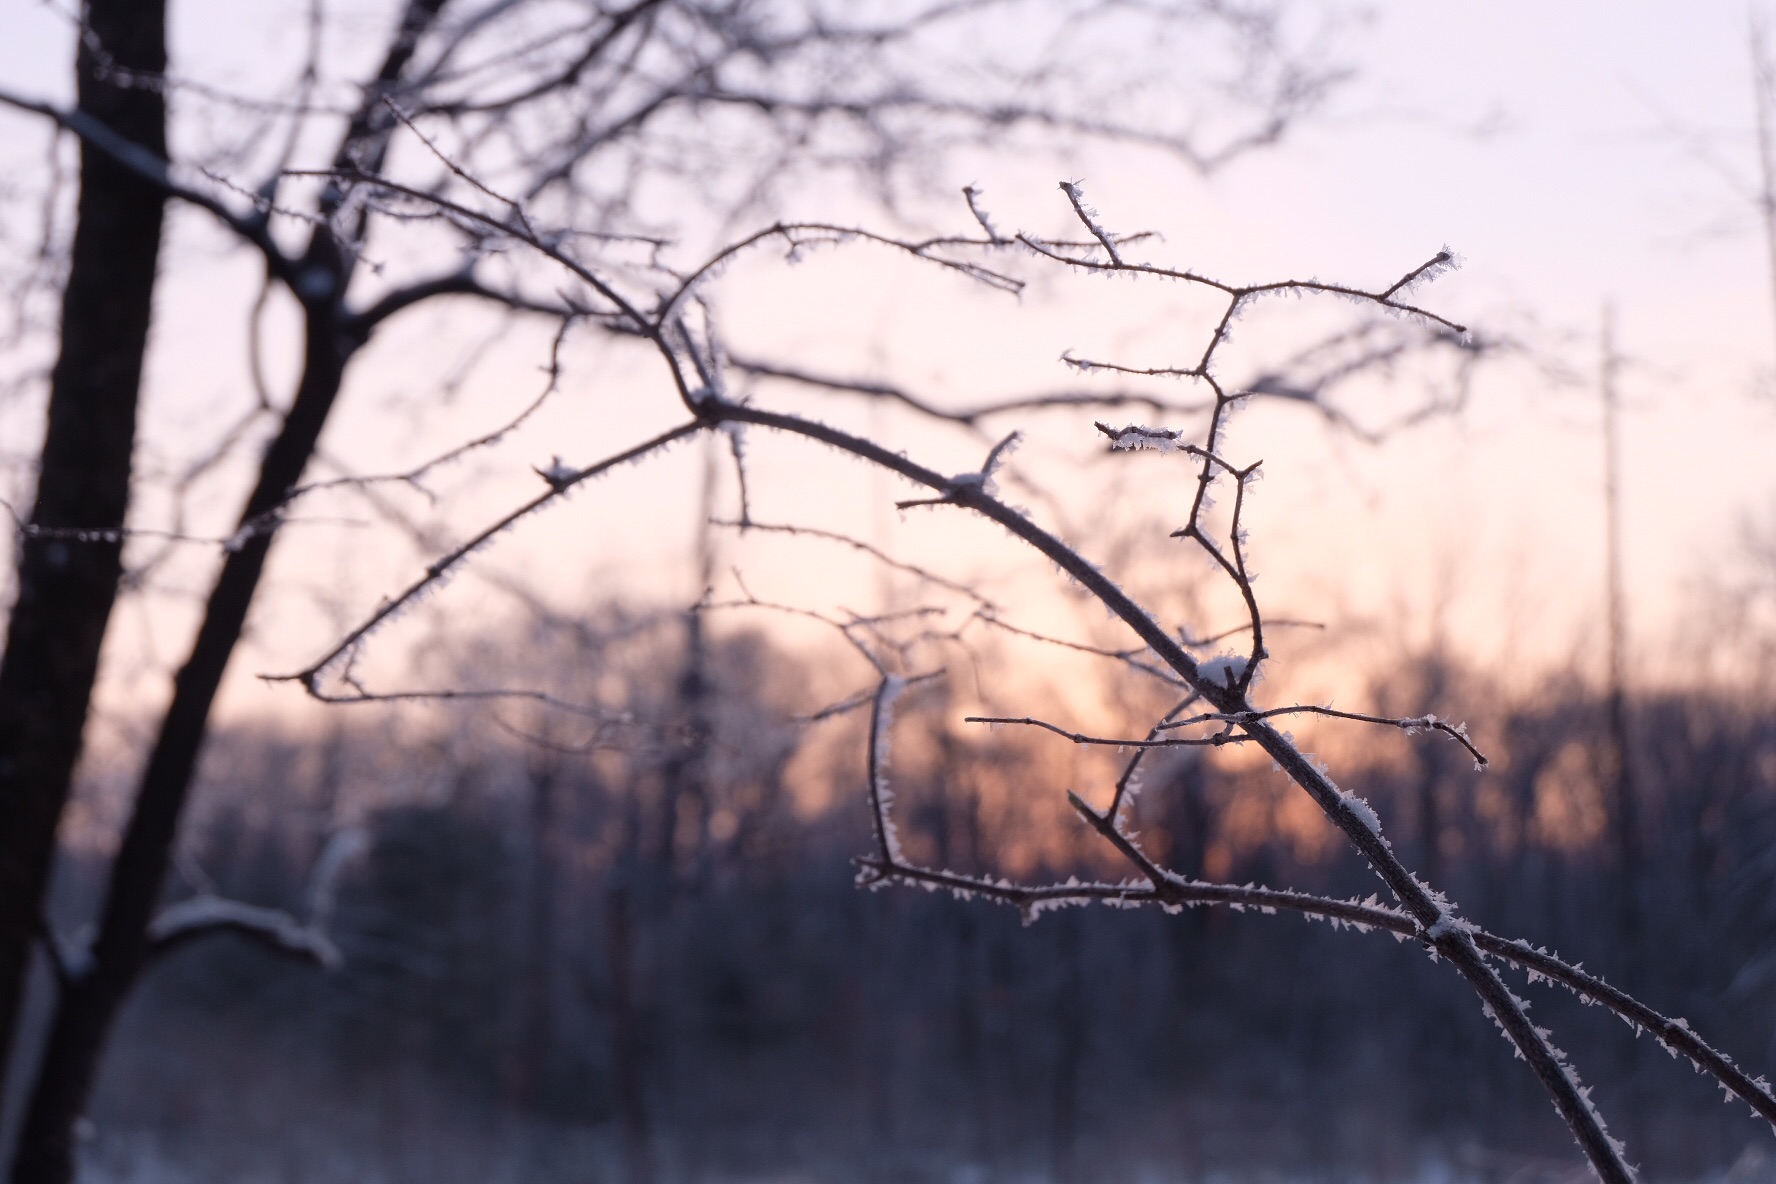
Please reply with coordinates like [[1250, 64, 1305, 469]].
[[535, 456, 580, 491]]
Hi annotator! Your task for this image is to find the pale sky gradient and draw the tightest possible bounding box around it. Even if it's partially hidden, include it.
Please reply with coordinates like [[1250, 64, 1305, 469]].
[[3, 0, 1775, 747]]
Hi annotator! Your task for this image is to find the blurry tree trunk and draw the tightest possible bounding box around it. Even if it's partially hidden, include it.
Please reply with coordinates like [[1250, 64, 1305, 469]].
[[9, 304, 356, 1184], [656, 608, 709, 872], [1048, 914, 1086, 1184], [657, 436, 718, 872], [7, 7, 445, 1181], [1598, 306, 1649, 1136], [950, 908, 995, 1176], [606, 879, 656, 1184], [1599, 307, 1640, 969], [510, 742, 560, 1108], [1159, 755, 1211, 1062], [0, 0, 166, 1092]]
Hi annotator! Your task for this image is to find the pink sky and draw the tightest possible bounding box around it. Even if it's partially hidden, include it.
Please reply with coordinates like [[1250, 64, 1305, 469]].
[[2, 0, 1774, 743]]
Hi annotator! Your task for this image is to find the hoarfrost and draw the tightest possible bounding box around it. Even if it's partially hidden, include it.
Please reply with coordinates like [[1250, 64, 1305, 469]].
[[537, 456, 580, 490], [1105, 424, 1183, 453], [1198, 653, 1248, 688], [870, 676, 909, 864], [1342, 793, 1383, 838]]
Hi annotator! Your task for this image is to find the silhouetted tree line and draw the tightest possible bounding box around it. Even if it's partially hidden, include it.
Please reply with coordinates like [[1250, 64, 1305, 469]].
[[38, 615, 1776, 1183]]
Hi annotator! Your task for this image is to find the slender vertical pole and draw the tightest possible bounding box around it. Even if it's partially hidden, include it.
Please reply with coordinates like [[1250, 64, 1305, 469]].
[[1752, 16, 1776, 358], [1600, 306, 1639, 965]]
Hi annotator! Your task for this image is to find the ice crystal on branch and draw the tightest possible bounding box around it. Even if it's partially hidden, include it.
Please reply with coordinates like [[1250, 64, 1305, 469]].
[[1097, 421, 1184, 453]]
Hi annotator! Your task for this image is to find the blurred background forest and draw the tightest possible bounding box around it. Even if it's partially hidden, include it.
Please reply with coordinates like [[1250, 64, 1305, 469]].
[[54, 617, 1776, 1182], [5, 0, 1776, 1181]]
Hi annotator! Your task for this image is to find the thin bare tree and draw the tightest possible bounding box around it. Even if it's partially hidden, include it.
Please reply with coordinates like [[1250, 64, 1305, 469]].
[[0, 2, 1357, 1179]]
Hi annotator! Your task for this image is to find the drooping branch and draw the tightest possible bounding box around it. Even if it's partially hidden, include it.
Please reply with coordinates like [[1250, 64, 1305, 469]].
[[700, 380, 1633, 1183], [146, 897, 341, 968], [291, 182, 1660, 1178], [28, 828, 369, 979], [855, 677, 1776, 1136], [142, 827, 369, 968]]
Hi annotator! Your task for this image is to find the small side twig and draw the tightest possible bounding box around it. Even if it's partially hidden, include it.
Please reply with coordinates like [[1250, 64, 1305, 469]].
[[964, 714, 1245, 750]]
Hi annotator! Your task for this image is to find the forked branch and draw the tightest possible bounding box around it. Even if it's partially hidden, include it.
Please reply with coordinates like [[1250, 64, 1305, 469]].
[[855, 674, 1776, 1137], [290, 179, 1728, 1180]]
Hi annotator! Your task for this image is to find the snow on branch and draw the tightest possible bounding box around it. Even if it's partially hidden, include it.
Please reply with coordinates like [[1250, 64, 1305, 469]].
[[142, 829, 369, 970], [147, 897, 342, 969]]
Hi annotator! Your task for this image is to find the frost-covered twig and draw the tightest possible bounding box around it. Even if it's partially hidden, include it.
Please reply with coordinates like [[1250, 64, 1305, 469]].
[[271, 420, 702, 697], [1059, 180, 1125, 265], [1156, 705, 1489, 770], [290, 682, 639, 720], [1106, 693, 1204, 821], [731, 352, 1219, 430], [964, 714, 1245, 750], [962, 184, 1005, 243], [896, 431, 1025, 509], [301, 312, 582, 502], [864, 675, 908, 866], [1026, 183, 1465, 338]]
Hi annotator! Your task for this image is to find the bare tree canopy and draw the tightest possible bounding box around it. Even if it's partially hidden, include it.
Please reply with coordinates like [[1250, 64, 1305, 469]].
[[7, 3, 1776, 1183], [0, 3, 1364, 1182]]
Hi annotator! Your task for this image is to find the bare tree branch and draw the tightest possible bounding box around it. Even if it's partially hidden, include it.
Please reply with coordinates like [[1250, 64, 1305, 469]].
[[143, 828, 369, 969]]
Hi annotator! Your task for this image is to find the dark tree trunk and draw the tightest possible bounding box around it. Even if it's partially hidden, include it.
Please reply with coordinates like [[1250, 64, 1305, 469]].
[[8, 312, 354, 1184], [0, 0, 166, 1091], [1048, 913, 1086, 1184], [606, 880, 657, 1184], [8, 5, 447, 1176], [508, 745, 560, 1108]]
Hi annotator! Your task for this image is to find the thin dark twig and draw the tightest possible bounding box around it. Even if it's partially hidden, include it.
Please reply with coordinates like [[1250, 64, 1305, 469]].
[[1157, 704, 1488, 769], [1106, 692, 1203, 821], [380, 98, 535, 237], [731, 354, 1215, 428], [1019, 225, 1466, 336], [1059, 180, 1124, 265], [1181, 618, 1325, 647], [270, 420, 702, 694], [711, 519, 992, 607], [964, 612, 1184, 686], [964, 714, 1246, 750]]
